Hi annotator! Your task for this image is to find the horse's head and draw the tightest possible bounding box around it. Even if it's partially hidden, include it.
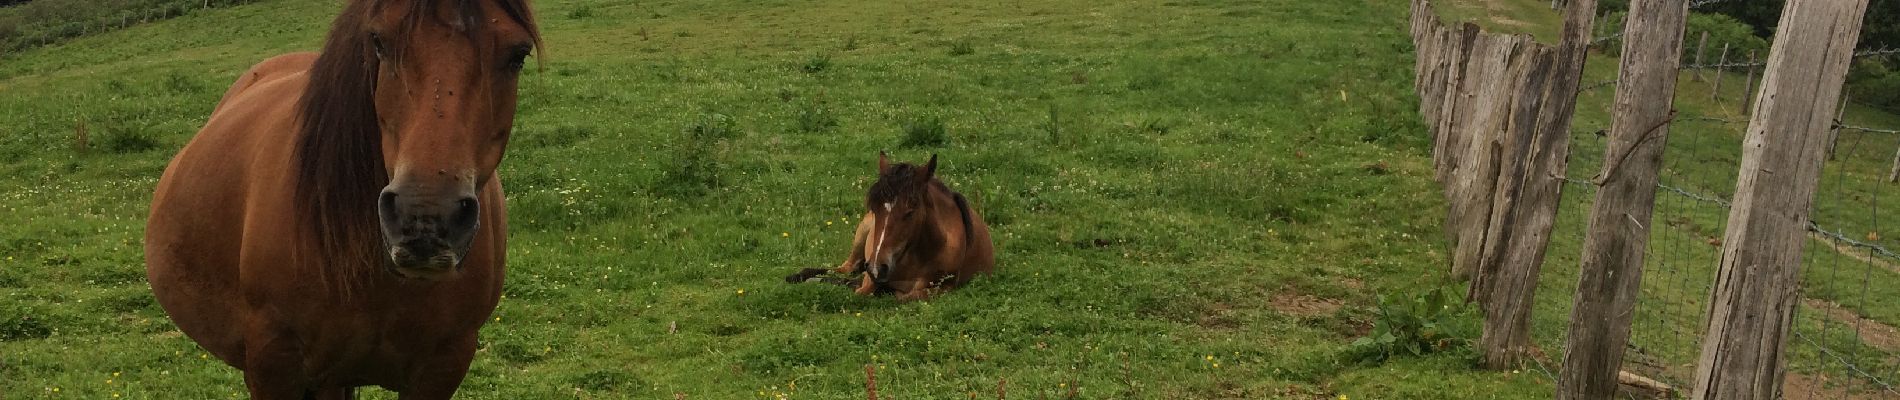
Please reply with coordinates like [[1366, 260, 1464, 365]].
[[863, 152, 939, 284], [299, 0, 541, 281]]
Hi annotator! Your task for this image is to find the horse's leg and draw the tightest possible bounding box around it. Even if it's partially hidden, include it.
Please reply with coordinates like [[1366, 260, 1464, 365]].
[[783, 267, 831, 283], [395, 336, 477, 400], [242, 328, 312, 400], [312, 386, 356, 400], [834, 213, 875, 275], [893, 280, 935, 302], [853, 273, 877, 296]]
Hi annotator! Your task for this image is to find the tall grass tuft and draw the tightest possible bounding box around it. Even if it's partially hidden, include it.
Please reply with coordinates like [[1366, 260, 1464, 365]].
[[899, 115, 947, 148]]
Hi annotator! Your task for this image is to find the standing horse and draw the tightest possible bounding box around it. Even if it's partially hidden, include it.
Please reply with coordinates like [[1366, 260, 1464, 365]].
[[787, 153, 996, 301], [144, 0, 540, 397]]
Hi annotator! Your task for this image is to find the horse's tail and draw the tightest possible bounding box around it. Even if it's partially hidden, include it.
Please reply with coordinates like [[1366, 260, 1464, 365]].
[[952, 192, 974, 245]]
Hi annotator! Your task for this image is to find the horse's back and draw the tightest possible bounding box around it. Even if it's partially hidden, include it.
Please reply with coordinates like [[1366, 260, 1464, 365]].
[[960, 202, 997, 278], [215, 52, 317, 113], [146, 53, 313, 366]]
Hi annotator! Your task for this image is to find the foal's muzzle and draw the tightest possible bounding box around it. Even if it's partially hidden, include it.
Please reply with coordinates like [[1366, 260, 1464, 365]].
[[869, 262, 892, 284], [377, 187, 480, 279]]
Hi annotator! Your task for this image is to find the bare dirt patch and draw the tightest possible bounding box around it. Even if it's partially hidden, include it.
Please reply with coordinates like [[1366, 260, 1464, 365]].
[[1269, 289, 1344, 318], [1802, 299, 1900, 352], [1782, 371, 1895, 400]]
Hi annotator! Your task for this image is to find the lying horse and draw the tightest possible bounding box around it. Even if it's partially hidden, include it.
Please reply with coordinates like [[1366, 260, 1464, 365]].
[[144, 0, 540, 398], [788, 153, 995, 301]]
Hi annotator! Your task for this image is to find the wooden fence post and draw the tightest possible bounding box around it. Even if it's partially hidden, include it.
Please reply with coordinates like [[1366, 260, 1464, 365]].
[[1556, 0, 1690, 397], [1710, 43, 1729, 101], [1690, 0, 1869, 398], [1888, 141, 1900, 183], [1693, 31, 1709, 82], [1470, 0, 1596, 370], [1741, 50, 1758, 113]]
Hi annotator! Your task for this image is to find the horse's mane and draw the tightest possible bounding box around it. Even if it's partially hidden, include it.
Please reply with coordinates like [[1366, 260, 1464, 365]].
[[867, 162, 975, 245], [293, 0, 541, 293]]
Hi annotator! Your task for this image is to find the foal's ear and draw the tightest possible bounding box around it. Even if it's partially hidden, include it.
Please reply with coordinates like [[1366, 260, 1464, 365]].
[[924, 154, 938, 178], [877, 151, 891, 174]]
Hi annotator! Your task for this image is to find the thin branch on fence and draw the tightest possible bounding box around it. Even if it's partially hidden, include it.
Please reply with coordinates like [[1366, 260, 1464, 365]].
[[1593, 110, 1678, 186]]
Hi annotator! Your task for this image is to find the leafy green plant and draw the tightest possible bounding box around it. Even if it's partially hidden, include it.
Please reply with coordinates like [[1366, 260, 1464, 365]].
[[1348, 286, 1475, 362]]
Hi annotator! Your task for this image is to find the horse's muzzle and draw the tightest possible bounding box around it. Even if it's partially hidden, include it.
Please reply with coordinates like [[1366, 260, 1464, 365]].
[[870, 263, 892, 284], [377, 188, 480, 279]]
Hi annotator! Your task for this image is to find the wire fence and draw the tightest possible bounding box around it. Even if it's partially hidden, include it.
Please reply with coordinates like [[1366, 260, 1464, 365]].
[[1544, 39, 1900, 397]]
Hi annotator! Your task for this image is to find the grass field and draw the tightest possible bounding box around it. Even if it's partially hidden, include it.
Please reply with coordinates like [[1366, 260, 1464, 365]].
[[0, 0, 1572, 398], [9, 0, 1893, 398]]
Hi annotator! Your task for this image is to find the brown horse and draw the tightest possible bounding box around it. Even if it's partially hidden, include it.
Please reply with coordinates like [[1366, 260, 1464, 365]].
[[144, 0, 540, 398], [787, 153, 996, 301]]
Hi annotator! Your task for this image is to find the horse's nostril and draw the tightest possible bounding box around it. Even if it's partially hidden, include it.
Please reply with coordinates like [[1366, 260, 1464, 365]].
[[453, 197, 479, 225]]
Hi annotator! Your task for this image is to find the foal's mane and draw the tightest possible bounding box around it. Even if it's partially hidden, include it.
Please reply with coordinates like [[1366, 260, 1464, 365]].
[[867, 163, 975, 244], [292, 0, 541, 289]]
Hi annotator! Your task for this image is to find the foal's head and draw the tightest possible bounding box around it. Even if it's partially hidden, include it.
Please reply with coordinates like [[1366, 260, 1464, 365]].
[[299, 0, 541, 280], [862, 152, 941, 284]]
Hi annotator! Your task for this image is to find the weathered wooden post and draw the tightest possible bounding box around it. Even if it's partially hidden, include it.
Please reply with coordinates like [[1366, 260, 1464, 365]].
[[1741, 50, 1758, 113], [1556, 0, 1690, 397], [1470, 0, 1596, 370], [1692, 31, 1709, 82], [1710, 43, 1729, 101], [1889, 142, 1900, 183], [1691, 0, 1868, 398]]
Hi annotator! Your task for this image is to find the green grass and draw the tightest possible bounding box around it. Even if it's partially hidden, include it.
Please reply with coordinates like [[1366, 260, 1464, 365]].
[[0, 0, 1724, 398]]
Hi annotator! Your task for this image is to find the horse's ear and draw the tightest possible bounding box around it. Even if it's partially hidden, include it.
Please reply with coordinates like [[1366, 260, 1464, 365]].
[[877, 151, 891, 174], [924, 154, 938, 179]]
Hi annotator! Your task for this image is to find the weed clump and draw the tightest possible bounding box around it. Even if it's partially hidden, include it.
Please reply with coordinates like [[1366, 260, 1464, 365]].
[[801, 53, 832, 73], [899, 115, 947, 148], [657, 113, 737, 197], [793, 101, 838, 133]]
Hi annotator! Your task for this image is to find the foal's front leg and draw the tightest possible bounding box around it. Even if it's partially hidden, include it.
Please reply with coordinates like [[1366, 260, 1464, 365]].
[[893, 280, 936, 302], [834, 213, 875, 275]]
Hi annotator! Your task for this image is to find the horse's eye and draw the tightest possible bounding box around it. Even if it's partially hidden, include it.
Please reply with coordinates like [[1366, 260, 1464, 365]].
[[903, 209, 916, 219], [504, 46, 530, 71], [369, 33, 386, 59]]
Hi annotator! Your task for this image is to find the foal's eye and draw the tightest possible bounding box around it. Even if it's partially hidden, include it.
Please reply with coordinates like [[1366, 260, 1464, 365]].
[[903, 209, 916, 219]]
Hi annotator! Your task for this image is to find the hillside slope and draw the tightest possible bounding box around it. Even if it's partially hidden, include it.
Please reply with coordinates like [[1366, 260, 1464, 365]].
[[0, 0, 1553, 398]]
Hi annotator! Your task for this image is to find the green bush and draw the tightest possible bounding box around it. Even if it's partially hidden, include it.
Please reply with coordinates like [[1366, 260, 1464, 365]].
[[1597, 12, 1769, 66], [1849, 58, 1900, 113]]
